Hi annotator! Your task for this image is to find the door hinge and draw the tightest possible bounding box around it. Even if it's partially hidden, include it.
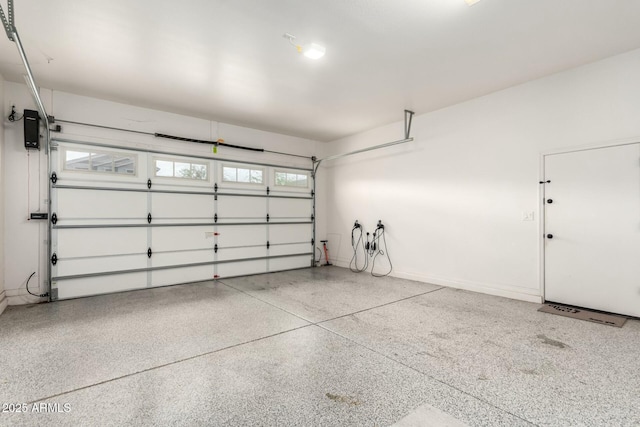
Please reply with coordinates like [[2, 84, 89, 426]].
[[267, 186, 270, 195], [147, 179, 152, 189], [51, 253, 57, 265], [147, 213, 152, 224], [214, 244, 218, 253], [147, 248, 152, 258], [50, 172, 57, 184], [267, 241, 270, 249], [51, 212, 57, 225], [214, 213, 218, 223], [266, 214, 270, 222]]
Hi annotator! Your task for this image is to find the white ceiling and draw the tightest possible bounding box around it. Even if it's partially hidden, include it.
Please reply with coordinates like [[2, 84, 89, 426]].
[[1, 0, 640, 141]]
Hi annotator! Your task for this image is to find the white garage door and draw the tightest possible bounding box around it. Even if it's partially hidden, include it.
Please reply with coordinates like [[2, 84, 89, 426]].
[[49, 139, 314, 300]]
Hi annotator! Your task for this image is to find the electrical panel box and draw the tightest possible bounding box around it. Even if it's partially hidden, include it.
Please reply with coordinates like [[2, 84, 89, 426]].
[[24, 109, 40, 149]]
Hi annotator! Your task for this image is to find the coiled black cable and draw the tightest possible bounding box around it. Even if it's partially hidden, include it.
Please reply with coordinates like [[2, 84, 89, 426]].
[[371, 226, 393, 277]]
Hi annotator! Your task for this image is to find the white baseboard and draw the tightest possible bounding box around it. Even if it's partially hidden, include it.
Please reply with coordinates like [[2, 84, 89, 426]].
[[6, 288, 46, 306], [0, 291, 8, 316], [332, 257, 542, 304]]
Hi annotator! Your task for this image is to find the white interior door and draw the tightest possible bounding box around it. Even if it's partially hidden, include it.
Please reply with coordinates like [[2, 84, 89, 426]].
[[544, 143, 640, 317]]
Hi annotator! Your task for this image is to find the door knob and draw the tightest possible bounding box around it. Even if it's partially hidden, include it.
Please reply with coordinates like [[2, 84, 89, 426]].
[[546, 234, 553, 239], [547, 199, 553, 204]]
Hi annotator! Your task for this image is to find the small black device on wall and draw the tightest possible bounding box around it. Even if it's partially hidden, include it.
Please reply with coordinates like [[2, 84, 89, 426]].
[[24, 109, 40, 149]]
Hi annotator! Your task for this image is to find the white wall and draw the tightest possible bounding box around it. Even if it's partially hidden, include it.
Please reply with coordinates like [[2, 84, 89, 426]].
[[0, 73, 6, 315], [3, 84, 320, 306], [322, 48, 640, 302]]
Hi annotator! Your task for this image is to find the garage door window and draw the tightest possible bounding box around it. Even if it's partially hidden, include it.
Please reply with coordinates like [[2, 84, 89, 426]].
[[64, 149, 137, 176], [222, 165, 264, 184], [154, 158, 208, 181], [275, 171, 309, 188]]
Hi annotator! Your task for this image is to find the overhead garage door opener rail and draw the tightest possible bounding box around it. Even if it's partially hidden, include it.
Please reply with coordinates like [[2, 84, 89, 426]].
[[52, 119, 312, 161]]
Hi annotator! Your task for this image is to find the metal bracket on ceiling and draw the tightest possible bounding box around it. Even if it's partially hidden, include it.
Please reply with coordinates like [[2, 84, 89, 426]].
[[0, 0, 15, 41], [315, 109, 417, 167], [404, 109, 415, 140]]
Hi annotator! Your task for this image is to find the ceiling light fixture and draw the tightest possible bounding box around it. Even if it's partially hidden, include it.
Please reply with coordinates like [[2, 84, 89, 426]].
[[283, 33, 326, 59]]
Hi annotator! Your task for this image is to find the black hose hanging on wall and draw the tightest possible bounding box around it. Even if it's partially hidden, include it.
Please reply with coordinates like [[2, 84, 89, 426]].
[[369, 223, 392, 277], [349, 221, 368, 273]]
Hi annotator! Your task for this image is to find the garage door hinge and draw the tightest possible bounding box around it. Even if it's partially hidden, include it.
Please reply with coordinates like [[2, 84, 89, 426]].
[[311, 214, 314, 221], [267, 186, 270, 195], [51, 213, 57, 225], [214, 244, 218, 253], [266, 214, 270, 222], [311, 238, 314, 246], [267, 241, 270, 249], [214, 213, 218, 223], [51, 253, 57, 265], [50, 172, 57, 184], [147, 248, 152, 258], [147, 179, 152, 189], [215, 194, 218, 201], [214, 183, 218, 192], [147, 213, 152, 223], [311, 190, 314, 197]]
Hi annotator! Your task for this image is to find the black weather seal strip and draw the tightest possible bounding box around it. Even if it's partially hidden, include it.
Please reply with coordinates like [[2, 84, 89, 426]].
[[155, 133, 265, 153]]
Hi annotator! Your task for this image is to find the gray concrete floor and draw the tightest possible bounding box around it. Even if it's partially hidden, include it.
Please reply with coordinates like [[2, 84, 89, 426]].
[[0, 267, 638, 426]]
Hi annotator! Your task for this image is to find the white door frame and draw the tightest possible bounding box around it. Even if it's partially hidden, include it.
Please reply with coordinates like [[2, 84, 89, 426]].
[[538, 136, 640, 303]]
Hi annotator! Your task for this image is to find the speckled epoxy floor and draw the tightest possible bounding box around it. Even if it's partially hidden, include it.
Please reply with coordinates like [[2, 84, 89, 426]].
[[0, 267, 638, 426]]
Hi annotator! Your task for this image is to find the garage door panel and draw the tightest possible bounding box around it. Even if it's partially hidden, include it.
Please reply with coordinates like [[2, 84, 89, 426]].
[[151, 251, 213, 267], [151, 266, 214, 287], [217, 247, 267, 262], [54, 272, 148, 300], [269, 255, 312, 272], [151, 193, 214, 219], [270, 224, 312, 244], [55, 255, 146, 277], [152, 227, 215, 251], [270, 188, 312, 197], [269, 243, 312, 257], [57, 189, 146, 219], [269, 198, 312, 219], [56, 228, 147, 258], [217, 225, 266, 247], [217, 196, 266, 220], [217, 260, 267, 279]]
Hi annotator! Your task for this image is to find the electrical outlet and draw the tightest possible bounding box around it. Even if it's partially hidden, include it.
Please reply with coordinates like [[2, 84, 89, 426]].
[[522, 211, 535, 221]]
